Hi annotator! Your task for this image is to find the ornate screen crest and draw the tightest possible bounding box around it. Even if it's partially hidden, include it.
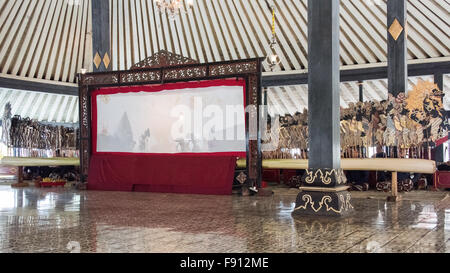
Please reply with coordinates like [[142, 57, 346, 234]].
[[78, 51, 263, 190], [130, 50, 199, 69]]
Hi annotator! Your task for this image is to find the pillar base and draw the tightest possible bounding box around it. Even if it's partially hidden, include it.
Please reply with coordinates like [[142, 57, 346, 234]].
[[293, 168, 353, 217], [293, 189, 354, 217]]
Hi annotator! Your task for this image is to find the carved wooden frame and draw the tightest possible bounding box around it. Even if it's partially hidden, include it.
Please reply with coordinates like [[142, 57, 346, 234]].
[[78, 52, 263, 189]]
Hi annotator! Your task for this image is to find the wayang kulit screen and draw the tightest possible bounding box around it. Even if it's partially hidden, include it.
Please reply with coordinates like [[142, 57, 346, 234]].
[[92, 80, 246, 156]]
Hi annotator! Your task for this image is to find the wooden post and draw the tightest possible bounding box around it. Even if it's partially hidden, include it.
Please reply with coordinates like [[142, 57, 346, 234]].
[[358, 81, 364, 102], [387, 171, 400, 202], [17, 166, 23, 183], [391, 171, 398, 197], [11, 166, 28, 188]]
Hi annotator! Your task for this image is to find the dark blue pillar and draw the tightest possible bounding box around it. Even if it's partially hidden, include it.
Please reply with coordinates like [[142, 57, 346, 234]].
[[387, 0, 407, 96], [293, 0, 353, 217], [92, 0, 111, 72]]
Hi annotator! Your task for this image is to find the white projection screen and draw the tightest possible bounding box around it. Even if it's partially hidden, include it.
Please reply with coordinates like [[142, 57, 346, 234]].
[[92, 80, 247, 156]]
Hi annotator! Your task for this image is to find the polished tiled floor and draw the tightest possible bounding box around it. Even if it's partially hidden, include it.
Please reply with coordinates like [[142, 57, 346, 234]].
[[0, 185, 449, 253]]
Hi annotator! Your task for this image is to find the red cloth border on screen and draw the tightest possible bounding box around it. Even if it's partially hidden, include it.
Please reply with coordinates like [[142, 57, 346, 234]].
[[91, 79, 247, 157], [88, 154, 237, 195]]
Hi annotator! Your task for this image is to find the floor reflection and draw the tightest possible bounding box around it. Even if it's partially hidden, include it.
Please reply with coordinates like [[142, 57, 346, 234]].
[[0, 185, 448, 253]]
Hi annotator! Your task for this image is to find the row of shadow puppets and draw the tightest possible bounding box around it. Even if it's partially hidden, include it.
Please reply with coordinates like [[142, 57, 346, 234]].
[[263, 80, 449, 160], [1, 102, 79, 158]]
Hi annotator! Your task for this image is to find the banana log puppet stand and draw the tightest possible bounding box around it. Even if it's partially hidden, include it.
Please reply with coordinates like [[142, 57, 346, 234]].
[[246, 80, 446, 200]]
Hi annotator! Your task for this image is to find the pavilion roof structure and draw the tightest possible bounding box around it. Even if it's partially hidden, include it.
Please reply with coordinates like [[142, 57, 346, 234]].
[[0, 0, 448, 119]]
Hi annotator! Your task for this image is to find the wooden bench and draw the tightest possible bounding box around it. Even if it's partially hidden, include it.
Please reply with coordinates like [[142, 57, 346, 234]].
[[237, 158, 436, 201]]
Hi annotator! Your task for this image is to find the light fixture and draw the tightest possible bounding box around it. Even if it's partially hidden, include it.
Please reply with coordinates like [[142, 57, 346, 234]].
[[266, 5, 281, 72], [80, 68, 87, 74], [154, 0, 194, 21]]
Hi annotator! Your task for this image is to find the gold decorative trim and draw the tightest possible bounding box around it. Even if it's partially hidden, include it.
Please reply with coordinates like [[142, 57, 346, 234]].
[[305, 169, 345, 185], [346, 195, 354, 211], [103, 52, 111, 69], [294, 194, 353, 214], [388, 18, 404, 41], [93, 52, 102, 69]]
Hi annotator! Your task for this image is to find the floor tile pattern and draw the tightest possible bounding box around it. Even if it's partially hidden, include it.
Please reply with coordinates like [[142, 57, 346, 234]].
[[0, 186, 449, 253]]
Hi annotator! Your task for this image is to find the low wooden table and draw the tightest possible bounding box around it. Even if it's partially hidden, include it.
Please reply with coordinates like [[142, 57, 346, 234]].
[[0, 157, 80, 188]]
